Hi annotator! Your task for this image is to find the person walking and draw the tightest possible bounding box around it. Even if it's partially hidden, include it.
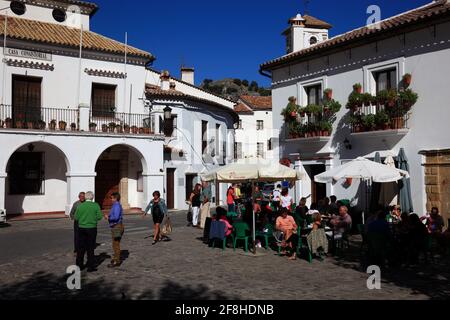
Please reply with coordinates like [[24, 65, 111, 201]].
[[108, 192, 124, 268], [74, 191, 104, 272], [200, 181, 212, 229], [69, 192, 85, 256], [143, 191, 168, 245], [189, 184, 202, 228], [227, 184, 238, 213]]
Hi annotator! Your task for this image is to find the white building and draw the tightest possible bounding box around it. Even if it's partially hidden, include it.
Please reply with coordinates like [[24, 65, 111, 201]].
[[260, 1, 450, 225], [0, 0, 166, 216], [234, 95, 275, 160], [145, 68, 238, 210]]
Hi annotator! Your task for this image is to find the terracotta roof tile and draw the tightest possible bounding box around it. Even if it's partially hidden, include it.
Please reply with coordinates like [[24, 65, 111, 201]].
[[234, 102, 253, 113], [261, 0, 450, 70], [0, 15, 153, 59], [301, 14, 333, 29], [240, 95, 272, 111]]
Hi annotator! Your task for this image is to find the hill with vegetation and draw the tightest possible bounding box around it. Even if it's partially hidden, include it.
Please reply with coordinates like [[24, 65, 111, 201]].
[[200, 78, 271, 101]]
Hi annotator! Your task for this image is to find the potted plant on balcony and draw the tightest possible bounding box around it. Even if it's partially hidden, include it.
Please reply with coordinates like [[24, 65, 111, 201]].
[[131, 126, 138, 134], [386, 89, 398, 108], [353, 83, 363, 94], [299, 107, 307, 117], [36, 120, 46, 130], [361, 93, 375, 106], [70, 123, 77, 131], [375, 110, 390, 130], [89, 122, 97, 132], [49, 119, 57, 131], [305, 104, 322, 117], [349, 114, 363, 133], [108, 122, 116, 133], [402, 73, 412, 87], [362, 114, 377, 131], [320, 121, 332, 136], [323, 99, 341, 115], [26, 120, 34, 129], [324, 88, 333, 100], [101, 124, 108, 133], [138, 127, 145, 134], [116, 125, 124, 133], [346, 92, 363, 112], [124, 124, 130, 134], [5, 118, 12, 128], [59, 121, 67, 131], [0, 120, 3, 128], [281, 97, 300, 121], [399, 88, 418, 111], [16, 114, 25, 129]]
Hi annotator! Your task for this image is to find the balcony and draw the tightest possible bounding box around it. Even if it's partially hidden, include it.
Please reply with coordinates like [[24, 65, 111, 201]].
[[0, 104, 157, 136]]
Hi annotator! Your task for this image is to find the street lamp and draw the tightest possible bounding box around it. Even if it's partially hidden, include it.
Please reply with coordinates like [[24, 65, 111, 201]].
[[163, 106, 172, 120]]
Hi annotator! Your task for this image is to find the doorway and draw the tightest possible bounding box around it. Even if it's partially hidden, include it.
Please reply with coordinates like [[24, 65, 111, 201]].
[[12, 75, 42, 124], [185, 174, 197, 201], [95, 160, 120, 210], [166, 168, 176, 209], [306, 164, 327, 204]]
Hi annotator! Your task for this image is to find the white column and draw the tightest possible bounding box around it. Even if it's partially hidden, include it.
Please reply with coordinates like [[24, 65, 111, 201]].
[[78, 104, 90, 132], [0, 172, 6, 212], [66, 172, 96, 215], [142, 173, 164, 210]]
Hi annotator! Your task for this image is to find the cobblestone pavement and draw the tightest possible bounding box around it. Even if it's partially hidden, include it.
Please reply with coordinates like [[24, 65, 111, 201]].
[[0, 212, 449, 300]]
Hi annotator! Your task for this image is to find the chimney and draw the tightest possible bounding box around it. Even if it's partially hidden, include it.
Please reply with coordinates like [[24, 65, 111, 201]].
[[160, 70, 170, 90], [181, 67, 195, 85]]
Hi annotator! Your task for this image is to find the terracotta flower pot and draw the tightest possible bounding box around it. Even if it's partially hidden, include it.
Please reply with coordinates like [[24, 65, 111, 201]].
[[124, 127, 130, 134], [391, 117, 404, 129], [89, 125, 97, 132], [290, 111, 297, 118], [5, 119, 12, 128]]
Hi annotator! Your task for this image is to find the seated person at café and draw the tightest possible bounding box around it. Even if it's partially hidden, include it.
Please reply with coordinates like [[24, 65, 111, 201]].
[[306, 203, 320, 216], [328, 206, 352, 239], [407, 214, 428, 264], [294, 197, 309, 227], [390, 205, 402, 222], [328, 196, 339, 216], [421, 207, 445, 235], [276, 208, 298, 260], [368, 210, 391, 237], [307, 212, 329, 260], [215, 207, 233, 238]]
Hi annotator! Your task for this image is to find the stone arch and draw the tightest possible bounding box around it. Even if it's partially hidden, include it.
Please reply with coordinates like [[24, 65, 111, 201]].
[[4, 141, 70, 215]]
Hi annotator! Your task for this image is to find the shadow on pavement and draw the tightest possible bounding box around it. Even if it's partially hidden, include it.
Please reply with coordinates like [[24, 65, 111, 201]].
[[328, 235, 450, 300], [0, 272, 238, 300]]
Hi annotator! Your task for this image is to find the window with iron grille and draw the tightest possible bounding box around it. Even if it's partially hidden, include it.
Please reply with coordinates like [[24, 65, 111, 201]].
[[237, 120, 243, 129], [164, 115, 177, 137], [256, 120, 264, 131], [8, 152, 44, 195], [91, 83, 116, 117]]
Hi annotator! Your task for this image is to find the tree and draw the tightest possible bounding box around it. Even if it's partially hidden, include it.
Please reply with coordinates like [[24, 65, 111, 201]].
[[202, 79, 213, 89], [250, 81, 259, 91], [242, 79, 249, 87], [258, 88, 271, 96], [233, 79, 242, 86]]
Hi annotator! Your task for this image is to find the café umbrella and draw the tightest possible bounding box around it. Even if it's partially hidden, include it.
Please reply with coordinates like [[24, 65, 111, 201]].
[[314, 157, 410, 223], [200, 158, 303, 254]]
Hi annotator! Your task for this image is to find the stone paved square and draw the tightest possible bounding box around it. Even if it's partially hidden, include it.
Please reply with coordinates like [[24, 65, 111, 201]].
[[0, 213, 449, 300]]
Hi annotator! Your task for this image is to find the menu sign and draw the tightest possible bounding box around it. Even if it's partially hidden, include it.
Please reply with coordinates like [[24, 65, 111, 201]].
[[4, 47, 52, 61]]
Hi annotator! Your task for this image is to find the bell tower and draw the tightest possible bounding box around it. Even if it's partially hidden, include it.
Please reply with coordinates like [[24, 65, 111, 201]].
[[283, 13, 332, 54]]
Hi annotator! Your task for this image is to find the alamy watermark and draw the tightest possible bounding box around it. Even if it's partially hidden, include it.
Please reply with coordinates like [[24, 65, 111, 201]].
[[367, 5, 382, 30], [66, 265, 81, 290], [366, 265, 381, 290]]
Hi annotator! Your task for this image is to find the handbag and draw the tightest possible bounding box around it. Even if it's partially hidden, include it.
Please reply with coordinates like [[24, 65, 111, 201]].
[[161, 217, 173, 236], [187, 204, 193, 223]]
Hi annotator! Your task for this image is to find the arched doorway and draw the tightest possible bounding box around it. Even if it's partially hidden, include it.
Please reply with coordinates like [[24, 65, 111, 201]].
[[5, 142, 69, 215], [94, 145, 146, 210]]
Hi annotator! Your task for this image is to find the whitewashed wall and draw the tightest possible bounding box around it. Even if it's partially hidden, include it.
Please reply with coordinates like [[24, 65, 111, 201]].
[[270, 20, 450, 214]]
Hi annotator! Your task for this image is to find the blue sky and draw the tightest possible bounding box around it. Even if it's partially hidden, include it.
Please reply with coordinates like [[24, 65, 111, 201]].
[[91, 0, 430, 87]]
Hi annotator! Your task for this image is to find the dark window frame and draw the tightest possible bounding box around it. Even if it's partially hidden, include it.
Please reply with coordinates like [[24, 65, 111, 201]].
[[8, 152, 45, 195], [256, 120, 264, 131], [306, 84, 322, 105], [91, 83, 117, 118], [202, 121, 208, 155], [374, 68, 397, 93]]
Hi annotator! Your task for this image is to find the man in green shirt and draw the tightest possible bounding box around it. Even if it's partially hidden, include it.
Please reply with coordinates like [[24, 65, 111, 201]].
[[75, 191, 105, 272]]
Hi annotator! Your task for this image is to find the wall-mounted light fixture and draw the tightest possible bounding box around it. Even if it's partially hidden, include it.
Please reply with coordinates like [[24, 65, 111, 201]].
[[343, 138, 352, 150]]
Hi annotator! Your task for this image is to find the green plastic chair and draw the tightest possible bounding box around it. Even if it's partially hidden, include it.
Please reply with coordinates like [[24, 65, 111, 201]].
[[233, 222, 250, 252], [256, 224, 274, 250], [211, 234, 234, 251]]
